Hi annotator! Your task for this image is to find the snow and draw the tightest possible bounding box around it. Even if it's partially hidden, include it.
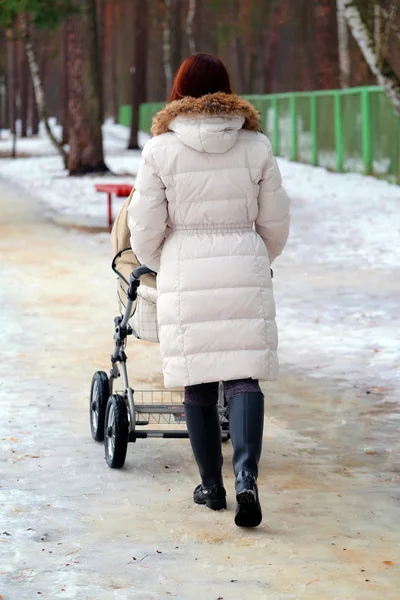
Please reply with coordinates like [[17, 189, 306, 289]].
[[0, 120, 146, 227], [0, 121, 399, 400]]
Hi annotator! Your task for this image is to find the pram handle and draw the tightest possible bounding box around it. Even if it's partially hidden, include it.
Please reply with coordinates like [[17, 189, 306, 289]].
[[131, 266, 157, 280], [127, 266, 157, 302]]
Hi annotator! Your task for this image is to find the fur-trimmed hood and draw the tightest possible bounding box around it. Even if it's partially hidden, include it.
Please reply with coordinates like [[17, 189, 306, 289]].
[[150, 93, 261, 154], [151, 93, 261, 137]]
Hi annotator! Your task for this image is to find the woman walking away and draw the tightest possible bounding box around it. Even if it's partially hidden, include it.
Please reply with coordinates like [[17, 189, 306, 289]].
[[128, 53, 290, 528]]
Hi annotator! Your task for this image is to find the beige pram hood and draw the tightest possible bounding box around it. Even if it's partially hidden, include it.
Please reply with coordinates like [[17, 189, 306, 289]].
[[111, 191, 157, 292], [111, 191, 159, 343]]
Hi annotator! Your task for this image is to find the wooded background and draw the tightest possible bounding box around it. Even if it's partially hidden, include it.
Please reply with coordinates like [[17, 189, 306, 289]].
[[0, 0, 399, 174]]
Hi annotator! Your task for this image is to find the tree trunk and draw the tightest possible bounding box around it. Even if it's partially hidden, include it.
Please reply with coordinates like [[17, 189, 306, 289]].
[[343, 0, 400, 115], [20, 37, 30, 137], [0, 28, 6, 133], [21, 15, 68, 166], [82, 0, 107, 169], [163, 0, 173, 95], [67, 4, 108, 175], [314, 0, 340, 89], [29, 72, 39, 135], [29, 25, 39, 136], [110, 0, 119, 121], [128, 0, 148, 150], [186, 0, 197, 55], [97, 0, 106, 121], [6, 24, 17, 136], [374, 3, 382, 60], [337, 0, 350, 88], [264, 1, 289, 94], [170, 0, 182, 77], [61, 23, 69, 145]]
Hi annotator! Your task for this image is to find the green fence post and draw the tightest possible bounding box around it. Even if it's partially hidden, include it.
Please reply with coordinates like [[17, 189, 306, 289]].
[[290, 95, 298, 162], [310, 94, 318, 167], [272, 97, 280, 156], [361, 88, 373, 175], [334, 92, 344, 172]]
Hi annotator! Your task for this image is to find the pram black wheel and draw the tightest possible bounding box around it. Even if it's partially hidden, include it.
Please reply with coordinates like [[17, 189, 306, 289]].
[[104, 395, 129, 469], [221, 420, 230, 442], [90, 371, 110, 442]]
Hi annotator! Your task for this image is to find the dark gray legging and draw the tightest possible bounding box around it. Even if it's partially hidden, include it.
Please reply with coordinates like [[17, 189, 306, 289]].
[[184, 379, 262, 406]]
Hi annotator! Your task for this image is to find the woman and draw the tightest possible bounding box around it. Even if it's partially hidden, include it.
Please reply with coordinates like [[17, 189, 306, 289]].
[[129, 53, 290, 528]]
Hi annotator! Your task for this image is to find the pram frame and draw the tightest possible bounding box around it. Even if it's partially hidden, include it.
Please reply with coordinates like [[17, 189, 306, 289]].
[[90, 265, 229, 468]]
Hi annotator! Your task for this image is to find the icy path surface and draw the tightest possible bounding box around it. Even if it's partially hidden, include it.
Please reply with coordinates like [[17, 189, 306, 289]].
[[1, 167, 400, 597]]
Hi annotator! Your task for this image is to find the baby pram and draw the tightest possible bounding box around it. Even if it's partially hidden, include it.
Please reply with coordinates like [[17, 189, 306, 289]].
[[89, 196, 229, 469]]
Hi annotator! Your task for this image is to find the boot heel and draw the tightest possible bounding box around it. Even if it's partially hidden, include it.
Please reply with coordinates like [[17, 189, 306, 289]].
[[205, 497, 227, 511], [235, 490, 262, 527]]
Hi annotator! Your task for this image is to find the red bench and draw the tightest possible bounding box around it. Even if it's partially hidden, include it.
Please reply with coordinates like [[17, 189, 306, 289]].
[[95, 184, 133, 231]]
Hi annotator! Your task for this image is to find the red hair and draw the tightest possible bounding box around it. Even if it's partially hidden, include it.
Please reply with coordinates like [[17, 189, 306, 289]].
[[169, 53, 233, 102]]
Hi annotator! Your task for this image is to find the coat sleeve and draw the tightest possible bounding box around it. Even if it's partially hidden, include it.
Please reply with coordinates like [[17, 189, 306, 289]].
[[256, 142, 290, 263], [128, 143, 168, 273]]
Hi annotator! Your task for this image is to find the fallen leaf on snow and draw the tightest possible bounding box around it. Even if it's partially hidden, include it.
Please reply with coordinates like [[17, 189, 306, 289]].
[[383, 561, 393, 566]]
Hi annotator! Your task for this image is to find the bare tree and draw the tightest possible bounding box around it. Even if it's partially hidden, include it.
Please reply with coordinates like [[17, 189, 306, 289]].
[[163, 0, 173, 94], [186, 0, 196, 55], [128, 0, 148, 149], [374, 2, 382, 58], [6, 20, 17, 138], [67, 2, 108, 175], [19, 34, 30, 137], [170, 0, 182, 76], [314, 0, 340, 89], [110, 0, 119, 121], [264, 1, 289, 93], [20, 15, 68, 165], [61, 23, 69, 145], [342, 0, 400, 114], [337, 0, 350, 87], [82, 0, 107, 168]]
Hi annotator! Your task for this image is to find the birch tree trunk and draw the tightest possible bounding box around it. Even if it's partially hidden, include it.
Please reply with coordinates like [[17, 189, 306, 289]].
[[20, 15, 68, 166], [29, 72, 39, 135], [337, 0, 350, 88], [186, 0, 196, 55], [342, 0, 400, 115], [163, 0, 173, 94]]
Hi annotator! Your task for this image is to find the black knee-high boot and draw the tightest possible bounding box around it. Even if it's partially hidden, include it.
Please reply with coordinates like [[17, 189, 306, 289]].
[[184, 403, 227, 511], [228, 392, 264, 527]]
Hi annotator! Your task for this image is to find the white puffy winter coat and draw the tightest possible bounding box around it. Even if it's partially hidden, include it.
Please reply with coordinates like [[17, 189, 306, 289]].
[[129, 93, 290, 388]]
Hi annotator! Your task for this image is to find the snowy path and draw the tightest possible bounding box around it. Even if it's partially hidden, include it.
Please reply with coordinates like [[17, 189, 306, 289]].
[[1, 179, 400, 599]]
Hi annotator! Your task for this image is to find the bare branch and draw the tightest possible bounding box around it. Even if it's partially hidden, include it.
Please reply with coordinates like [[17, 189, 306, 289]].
[[186, 0, 196, 55]]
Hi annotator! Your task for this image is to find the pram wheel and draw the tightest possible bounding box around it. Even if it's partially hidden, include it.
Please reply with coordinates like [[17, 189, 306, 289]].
[[104, 395, 129, 469], [221, 421, 230, 442], [90, 371, 110, 442]]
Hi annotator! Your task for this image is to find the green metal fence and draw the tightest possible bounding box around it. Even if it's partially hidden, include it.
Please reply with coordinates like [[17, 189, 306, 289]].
[[119, 86, 400, 181]]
